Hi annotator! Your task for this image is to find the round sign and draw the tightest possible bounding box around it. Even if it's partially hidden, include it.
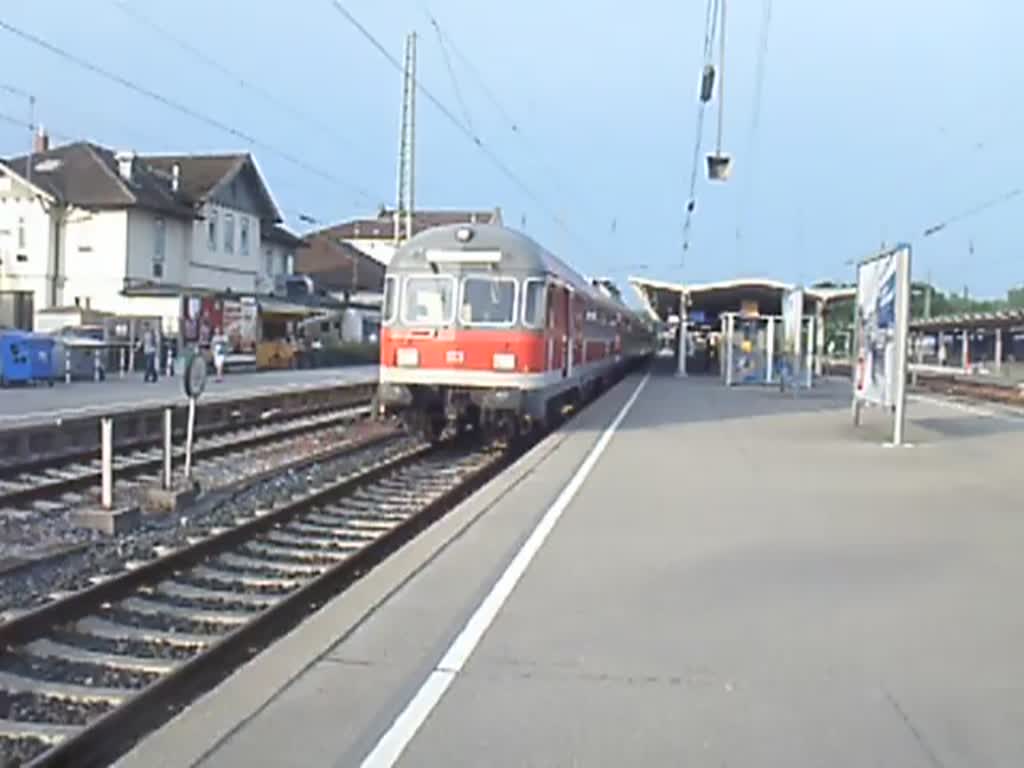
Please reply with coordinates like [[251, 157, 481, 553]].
[[184, 353, 208, 399]]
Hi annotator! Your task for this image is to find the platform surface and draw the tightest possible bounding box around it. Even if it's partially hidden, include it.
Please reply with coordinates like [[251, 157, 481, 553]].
[[0, 365, 378, 428], [117, 367, 1024, 768]]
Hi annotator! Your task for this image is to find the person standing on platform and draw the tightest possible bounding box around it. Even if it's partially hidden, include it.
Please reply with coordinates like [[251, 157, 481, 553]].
[[142, 324, 158, 383], [212, 327, 228, 381]]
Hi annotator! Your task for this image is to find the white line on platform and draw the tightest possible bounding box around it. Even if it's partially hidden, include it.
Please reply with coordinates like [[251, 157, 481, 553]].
[[359, 373, 651, 768], [909, 393, 1005, 419]]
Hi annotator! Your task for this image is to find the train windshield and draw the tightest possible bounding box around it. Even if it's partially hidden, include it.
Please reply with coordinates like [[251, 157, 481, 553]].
[[403, 276, 456, 326], [460, 276, 516, 326]]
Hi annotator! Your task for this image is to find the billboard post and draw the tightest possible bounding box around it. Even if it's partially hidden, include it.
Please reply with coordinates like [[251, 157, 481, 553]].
[[852, 244, 912, 446]]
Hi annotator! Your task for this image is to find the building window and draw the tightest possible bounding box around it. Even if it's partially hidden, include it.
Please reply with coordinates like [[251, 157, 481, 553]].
[[16, 216, 25, 250], [240, 216, 250, 255], [154, 217, 166, 259], [207, 210, 218, 251], [224, 212, 235, 253], [265, 248, 274, 276], [153, 216, 166, 279], [282, 252, 292, 275]]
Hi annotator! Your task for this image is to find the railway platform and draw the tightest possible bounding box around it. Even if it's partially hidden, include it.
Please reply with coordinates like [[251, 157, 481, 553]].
[[117, 362, 1024, 767], [0, 365, 378, 430]]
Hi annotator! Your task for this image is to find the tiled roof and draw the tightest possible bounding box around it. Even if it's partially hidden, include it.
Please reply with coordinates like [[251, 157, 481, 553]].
[[316, 208, 502, 240], [3, 142, 194, 219]]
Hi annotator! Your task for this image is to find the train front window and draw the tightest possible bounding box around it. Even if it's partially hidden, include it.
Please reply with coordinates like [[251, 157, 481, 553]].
[[522, 279, 546, 329], [402, 275, 455, 326], [460, 276, 517, 326]]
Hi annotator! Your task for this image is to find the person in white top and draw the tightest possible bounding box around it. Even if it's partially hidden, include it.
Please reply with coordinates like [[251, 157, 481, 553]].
[[211, 328, 228, 381]]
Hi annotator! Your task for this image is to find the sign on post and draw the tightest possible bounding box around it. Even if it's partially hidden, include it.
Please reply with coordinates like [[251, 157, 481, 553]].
[[183, 352, 208, 481], [852, 244, 912, 445]]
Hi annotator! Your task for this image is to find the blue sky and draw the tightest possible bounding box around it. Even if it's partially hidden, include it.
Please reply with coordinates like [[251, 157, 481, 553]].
[[1, 0, 1021, 298]]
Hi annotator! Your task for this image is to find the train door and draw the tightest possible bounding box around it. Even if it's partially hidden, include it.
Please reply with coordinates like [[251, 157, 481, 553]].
[[564, 286, 574, 378], [545, 282, 557, 372]]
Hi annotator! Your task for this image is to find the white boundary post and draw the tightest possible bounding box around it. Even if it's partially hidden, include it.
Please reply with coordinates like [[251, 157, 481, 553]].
[[814, 300, 825, 377], [891, 246, 912, 446], [184, 396, 197, 481], [101, 417, 113, 510], [765, 316, 775, 384], [995, 328, 1003, 375], [163, 407, 173, 490]]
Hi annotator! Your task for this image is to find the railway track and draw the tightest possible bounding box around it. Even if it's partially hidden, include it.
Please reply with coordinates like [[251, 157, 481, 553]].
[[823, 362, 1024, 408], [0, 432, 511, 767], [0, 402, 373, 512]]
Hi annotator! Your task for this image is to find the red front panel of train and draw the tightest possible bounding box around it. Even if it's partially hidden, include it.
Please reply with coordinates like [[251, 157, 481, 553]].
[[382, 328, 547, 373]]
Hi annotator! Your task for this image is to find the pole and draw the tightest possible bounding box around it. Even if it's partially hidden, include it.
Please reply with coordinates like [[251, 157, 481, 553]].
[[725, 314, 735, 386], [765, 316, 775, 384], [163, 407, 173, 490], [892, 246, 912, 446], [995, 327, 1003, 375], [401, 31, 413, 241], [805, 315, 814, 388], [101, 417, 113, 510], [676, 292, 687, 378], [716, 0, 727, 155], [184, 396, 197, 481]]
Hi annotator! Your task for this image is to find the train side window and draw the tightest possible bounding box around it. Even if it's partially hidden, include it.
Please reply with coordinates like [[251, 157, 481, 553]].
[[522, 279, 547, 329], [382, 275, 398, 325]]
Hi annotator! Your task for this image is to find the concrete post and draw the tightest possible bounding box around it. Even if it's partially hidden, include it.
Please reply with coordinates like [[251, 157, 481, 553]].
[[101, 417, 113, 510], [676, 292, 688, 378], [995, 328, 1003, 375], [163, 407, 173, 490], [93, 350, 101, 381], [961, 329, 969, 371], [814, 300, 825, 377], [765, 316, 775, 384]]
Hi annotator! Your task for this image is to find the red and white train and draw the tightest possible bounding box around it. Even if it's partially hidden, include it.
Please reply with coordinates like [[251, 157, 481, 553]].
[[377, 222, 656, 440]]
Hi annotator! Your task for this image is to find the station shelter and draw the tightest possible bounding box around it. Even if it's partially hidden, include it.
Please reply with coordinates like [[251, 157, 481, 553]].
[[910, 309, 1024, 380], [629, 276, 855, 378]]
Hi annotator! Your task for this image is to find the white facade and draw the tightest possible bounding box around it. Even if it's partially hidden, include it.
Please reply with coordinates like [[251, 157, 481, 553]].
[[0, 164, 291, 334], [0, 175, 55, 308]]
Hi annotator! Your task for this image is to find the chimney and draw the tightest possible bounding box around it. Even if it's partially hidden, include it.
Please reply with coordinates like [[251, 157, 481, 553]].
[[115, 150, 135, 183], [171, 162, 180, 193], [33, 125, 49, 154]]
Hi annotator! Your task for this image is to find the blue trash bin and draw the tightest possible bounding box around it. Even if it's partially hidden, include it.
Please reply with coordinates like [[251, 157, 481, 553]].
[[0, 331, 33, 386], [27, 334, 56, 386]]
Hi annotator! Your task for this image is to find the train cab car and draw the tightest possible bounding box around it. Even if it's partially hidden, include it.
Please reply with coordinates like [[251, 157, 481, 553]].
[[378, 223, 654, 441]]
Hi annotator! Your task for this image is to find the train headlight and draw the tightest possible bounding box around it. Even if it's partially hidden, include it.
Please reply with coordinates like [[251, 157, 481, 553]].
[[492, 352, 516, 371], [396, 347, 420, 367]]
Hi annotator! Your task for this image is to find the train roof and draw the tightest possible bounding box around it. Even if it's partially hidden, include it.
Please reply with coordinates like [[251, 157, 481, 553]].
[[389, 223, 652, 324]]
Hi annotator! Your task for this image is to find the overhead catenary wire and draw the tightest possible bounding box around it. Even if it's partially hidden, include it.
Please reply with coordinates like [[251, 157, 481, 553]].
[[681, 0, 721, 258], [111, 0, 381, 204], [326, 0, 596, 259], [0, 16, 376, 205], [426, 14, 475, 135], [425, 8, 623, 265], [734, 0, 773, 263]]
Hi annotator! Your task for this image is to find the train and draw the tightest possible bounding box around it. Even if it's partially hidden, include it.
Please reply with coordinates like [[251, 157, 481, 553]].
[[377, 222, 656, 441]]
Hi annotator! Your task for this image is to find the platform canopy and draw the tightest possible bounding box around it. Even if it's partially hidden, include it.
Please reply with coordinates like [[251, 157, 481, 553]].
[[911, 308, 1024, 333], [628, 276, 855, 325]]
